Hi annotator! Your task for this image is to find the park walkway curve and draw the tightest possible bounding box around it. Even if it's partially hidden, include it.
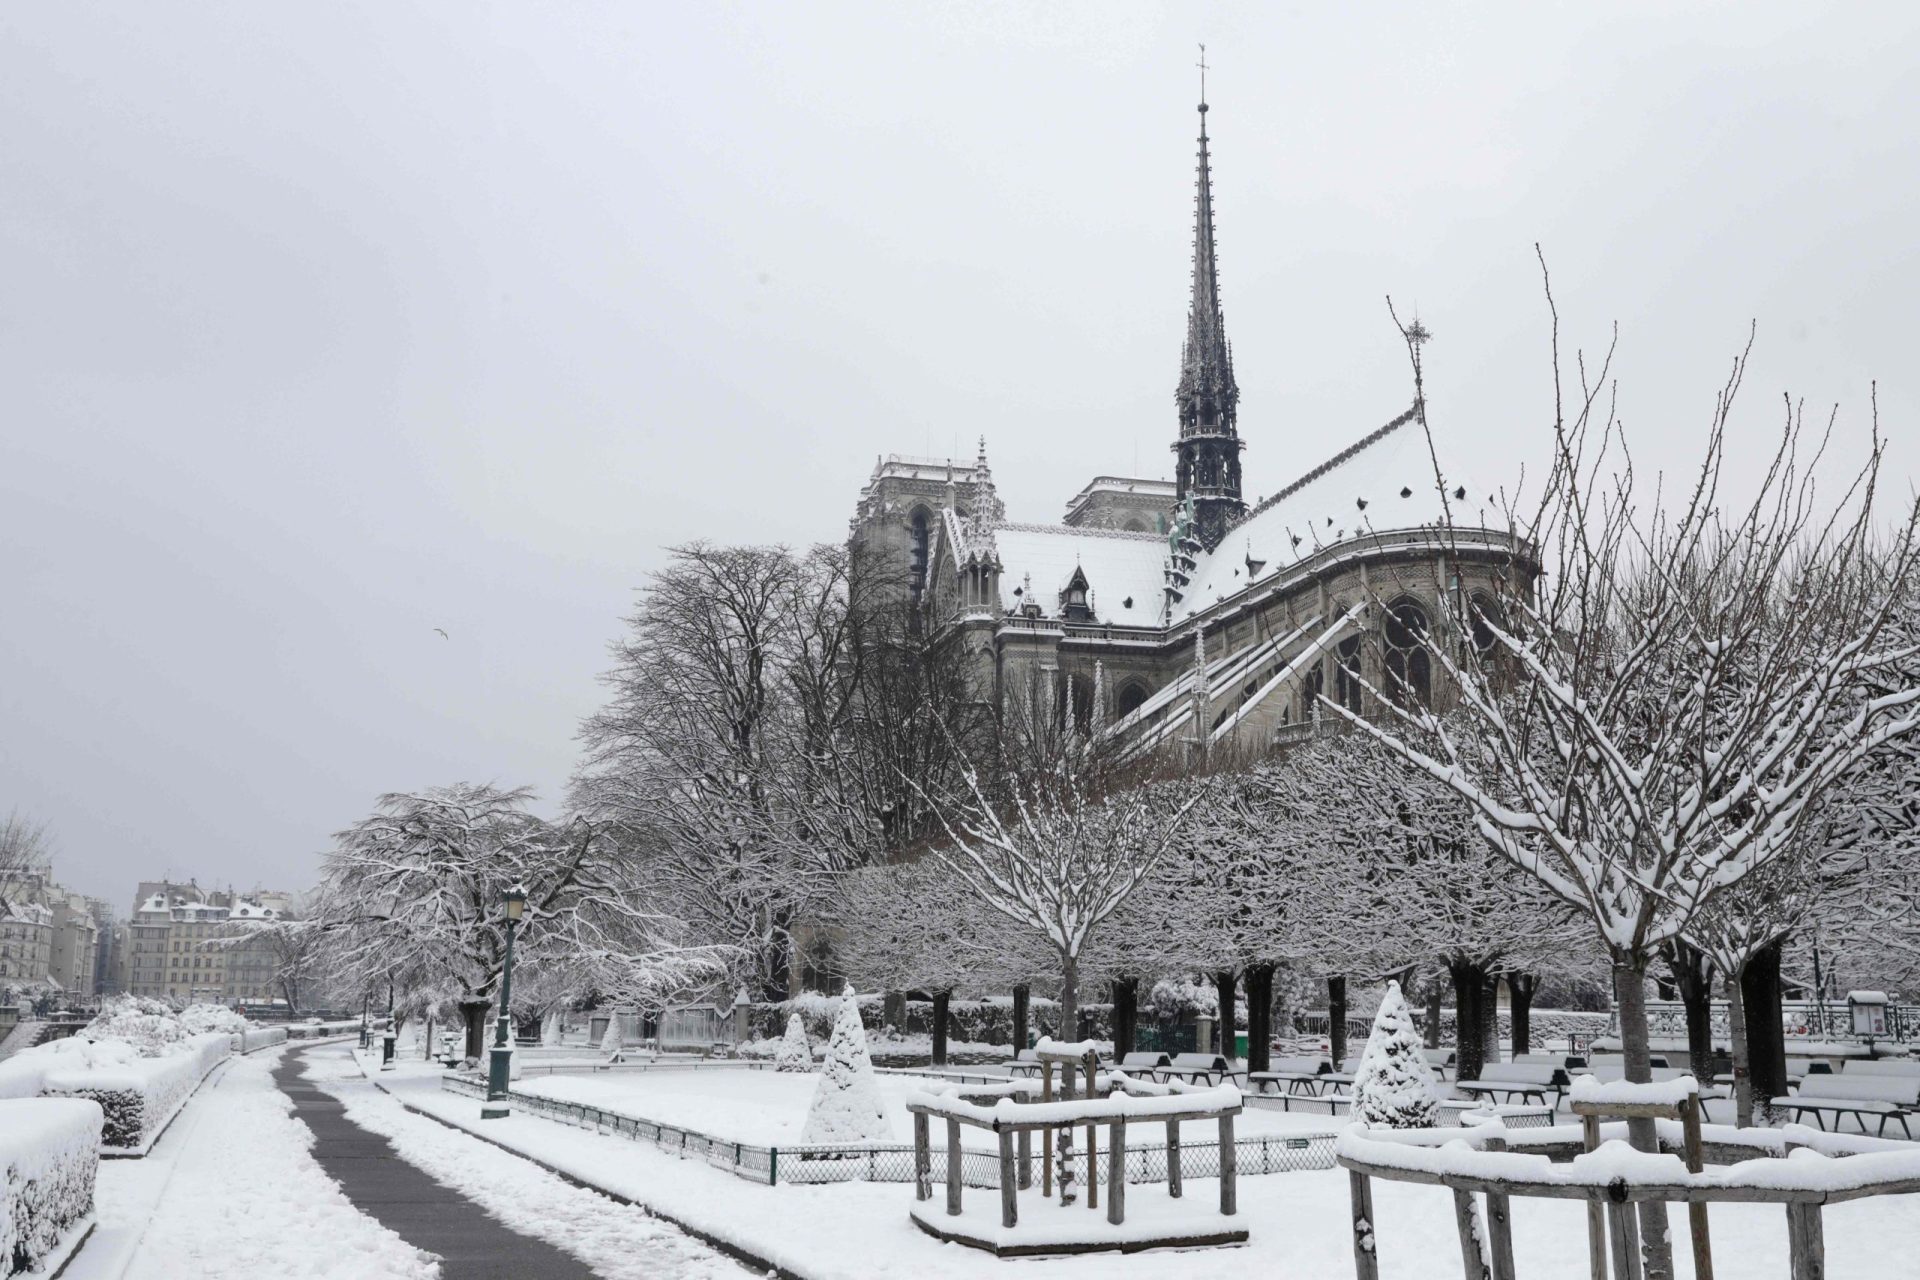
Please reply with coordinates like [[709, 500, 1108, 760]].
[[274, 1048, 596, 1279]]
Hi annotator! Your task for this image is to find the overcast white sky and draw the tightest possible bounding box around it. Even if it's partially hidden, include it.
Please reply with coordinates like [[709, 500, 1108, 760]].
[[4, 3, 1916, 908]]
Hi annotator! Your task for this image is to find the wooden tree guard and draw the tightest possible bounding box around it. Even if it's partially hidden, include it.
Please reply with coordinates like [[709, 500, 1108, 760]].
[[1571, 1094, 1710, 1280]]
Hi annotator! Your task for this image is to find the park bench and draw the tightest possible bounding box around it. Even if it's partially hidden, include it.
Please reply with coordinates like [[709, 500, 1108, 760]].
[[1773, 1075, 1920, 1138], [1844, 1058, 1920, 1079], [1422, 1048, 1455, 1079], [1115, 1050, 1170, 1076], [1515, 1051, 1587, 1071], [1156, 1051, 1238, 1086], [1247, 1054, 1333, 1096], [1454, 1063, 1570, 1108], [1317, 1054, 1366, 1092], [1008, 1048, 1043, 1079]]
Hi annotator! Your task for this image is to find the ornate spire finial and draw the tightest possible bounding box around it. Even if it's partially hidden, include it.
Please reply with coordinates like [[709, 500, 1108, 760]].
[[1197, 42, 1209, 114]]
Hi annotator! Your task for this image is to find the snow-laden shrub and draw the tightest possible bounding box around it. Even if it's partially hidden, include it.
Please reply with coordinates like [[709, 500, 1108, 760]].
[[0, 1098, 101, 1277], [83, 996, 189, 1057], [178, 1004, 250, 1037], [1145, 978, 1218, 1019], [774, 1014, 812, 1072], [599, 1013, 626, 1059], [799, 986, 889, 1144], [41, 1032, 231, 1152], [1350, 981, 1439, 1129], [237, 1026, 289, 1054]]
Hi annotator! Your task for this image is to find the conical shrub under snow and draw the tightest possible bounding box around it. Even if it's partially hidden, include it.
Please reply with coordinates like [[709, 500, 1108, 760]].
[[1350, 981, 1439, 1128], [541, 1010, 563, 1047], [800, 985, 890, 1144], [775, 1013, 813, 1072], [600, 1013, 626, 1059]]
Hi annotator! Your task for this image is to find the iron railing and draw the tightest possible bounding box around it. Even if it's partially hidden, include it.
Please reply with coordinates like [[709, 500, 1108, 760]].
[[440, 1072, 1337, 1187]]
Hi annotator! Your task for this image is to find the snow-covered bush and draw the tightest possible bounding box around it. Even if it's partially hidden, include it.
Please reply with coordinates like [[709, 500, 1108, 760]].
[[40, 1032, 232, 1151], [237, 1026, 289, 1053], [599, 1013, 626, 1059], [83, 996, 189, 1057], [774, 1014, 812, 1072], [1350, 982, 1439, 1129], [800, 986, 889, 1144], [0, 1098, 101, 1277], [179, 1003, 250, 1037]]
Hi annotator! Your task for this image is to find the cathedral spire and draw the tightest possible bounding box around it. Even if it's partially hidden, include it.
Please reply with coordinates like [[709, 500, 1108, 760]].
[[1172, 46, 1245, 551]]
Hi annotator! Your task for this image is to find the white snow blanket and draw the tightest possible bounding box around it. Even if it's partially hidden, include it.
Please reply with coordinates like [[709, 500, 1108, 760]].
[[237, 1026, 290, 1054], [0, 1098, 101, 1277], [39, 1032, 232, 1151]]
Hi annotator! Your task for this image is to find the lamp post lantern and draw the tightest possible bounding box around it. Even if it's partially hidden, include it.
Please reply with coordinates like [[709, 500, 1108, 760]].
[[481, 884, 528, 1119]]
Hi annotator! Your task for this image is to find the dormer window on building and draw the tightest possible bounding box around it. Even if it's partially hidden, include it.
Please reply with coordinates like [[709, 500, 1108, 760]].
[[1061, 567, 1094, 621]]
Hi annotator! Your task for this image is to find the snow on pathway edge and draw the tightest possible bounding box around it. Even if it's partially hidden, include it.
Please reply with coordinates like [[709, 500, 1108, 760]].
[[300, 1048, 739, 1280]]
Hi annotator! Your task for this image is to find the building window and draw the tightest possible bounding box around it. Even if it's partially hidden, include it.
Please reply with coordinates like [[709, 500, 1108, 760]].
[[1115, 680, 1151, 719], [1384, 599, 1432, 708], [1334, 637, 1364, 714], [909, 508, 930, 599]]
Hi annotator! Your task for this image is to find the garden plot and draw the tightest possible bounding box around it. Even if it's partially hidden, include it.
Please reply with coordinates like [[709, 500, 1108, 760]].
[[513, 1068, 1336, 1150]]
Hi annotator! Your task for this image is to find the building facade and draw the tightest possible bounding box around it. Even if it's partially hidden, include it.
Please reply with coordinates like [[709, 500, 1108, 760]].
[[850, 96, 1529, 752], [125, 883, 290, 1004]]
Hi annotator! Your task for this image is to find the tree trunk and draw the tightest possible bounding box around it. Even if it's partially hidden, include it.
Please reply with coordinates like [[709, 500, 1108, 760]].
[[1614, 956, 1676, 1280], [1011, 983, 1030, 1051], [1663, 940, 1717, 1087], [1111, 976, 1138, 1058], [883, 990, 907, 1035], [1059, 953, 1079, 1042], [1212, 970, 1237, 1059], [931, 990, 951, 1066], [1272, 965, 1295, 1048], [1424, 972, 1443, 1049], [459, 999, 489, 1062], [1327, 974, 1349, 1065], [1480, 971, 1501, 1063], [1508, 970, 1536, 1057], [1448, 960, 1486, 1082], [1244, 963, 1275, 1072], [1741, 939, 1789, 1122], [1726, 968, 1754, 1126]]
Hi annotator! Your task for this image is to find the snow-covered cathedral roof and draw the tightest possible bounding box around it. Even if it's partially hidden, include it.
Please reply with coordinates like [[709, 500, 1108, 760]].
[[990, 523, 1167, 624], [1171, 402, 1508, 618]]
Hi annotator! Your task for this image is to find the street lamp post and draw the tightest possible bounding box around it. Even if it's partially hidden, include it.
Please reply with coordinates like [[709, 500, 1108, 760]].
[[481, 884, 527, 1119], [381, 978, 397, 1070]]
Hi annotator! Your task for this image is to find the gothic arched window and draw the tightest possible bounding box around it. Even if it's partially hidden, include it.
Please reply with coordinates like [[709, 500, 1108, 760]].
[[1116, 681, 1150, 720], [908, 508, 930, 597], [1302, 662, 1325, 717], [1469, 592, 1503, 660], [1384, 599, 1432, 708], [1334, 636, 1364, 714]]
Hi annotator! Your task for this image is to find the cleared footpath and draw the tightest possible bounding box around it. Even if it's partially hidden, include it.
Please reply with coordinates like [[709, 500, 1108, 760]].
[[273, 1049, 596, 1279]]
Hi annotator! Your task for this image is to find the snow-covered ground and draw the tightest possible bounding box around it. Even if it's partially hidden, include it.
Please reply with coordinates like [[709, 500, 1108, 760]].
[[376, 1059, 1920, 1279], [301, 1048, 738, 1279], [69, 1047, 438, 1280], [514, 1066, 1338, 1149]]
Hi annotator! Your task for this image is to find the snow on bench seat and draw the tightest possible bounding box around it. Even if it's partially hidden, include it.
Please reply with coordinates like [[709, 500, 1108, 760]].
[[1454, 1063, 1570, 1107], [1247, 1055, 1332, 1096], [1774, 1076, 1920, 1139]]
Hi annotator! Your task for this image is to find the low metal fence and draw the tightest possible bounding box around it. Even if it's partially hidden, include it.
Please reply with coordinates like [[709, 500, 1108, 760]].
[[441, 1072, 1338, 1187]]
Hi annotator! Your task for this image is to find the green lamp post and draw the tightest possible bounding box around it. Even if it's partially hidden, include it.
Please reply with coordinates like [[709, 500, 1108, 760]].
[[481, 884, 527, 1119]]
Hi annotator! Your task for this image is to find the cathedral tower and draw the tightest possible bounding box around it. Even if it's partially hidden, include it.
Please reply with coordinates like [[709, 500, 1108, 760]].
[[1171, 85, 1244, 550]]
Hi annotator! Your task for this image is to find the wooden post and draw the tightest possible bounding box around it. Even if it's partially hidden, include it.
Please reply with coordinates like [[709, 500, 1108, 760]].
[[1606, 1192, 1643, 1280], [1680, 1095, 1713, 1280], [1107, 1117, 1126, 1226], [1085, 1049, 1100, 1212], [1017, 1128, 1032, 1189], [1166, 1118, 1182, 1199], [1042, 1062, 1054, 1198], [1219, 1112, 1238, 1216], [1482, 1134, 1517, 1280], [1349, 1170, 1380, 1280], [1786, 1202, 1825, 1280], [945, 1117, 963, 1217], [1581, 1115, 1607, 1280], [1453, 1189, 1490, 1280], [997, 1128, 1018, 1229], [913, 1112, 931, 1201]]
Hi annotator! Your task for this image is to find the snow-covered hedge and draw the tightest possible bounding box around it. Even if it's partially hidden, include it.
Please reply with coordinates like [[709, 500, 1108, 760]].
[[0, 1098, 101, 1277], [237, 1026, 289, 1054], [40, 1032, 231, 1152]]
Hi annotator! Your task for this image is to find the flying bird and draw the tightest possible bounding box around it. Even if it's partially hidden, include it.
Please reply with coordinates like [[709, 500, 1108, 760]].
[[433, 628, 449, 639]]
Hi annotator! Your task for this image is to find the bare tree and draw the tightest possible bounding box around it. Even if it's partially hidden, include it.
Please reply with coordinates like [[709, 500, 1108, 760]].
[[1330, 275, 1920, 1278], [0, 810, 53, 903]]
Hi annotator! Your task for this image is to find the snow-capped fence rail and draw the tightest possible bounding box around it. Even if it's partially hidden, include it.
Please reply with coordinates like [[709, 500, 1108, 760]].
[[0, 1098, 100, 1279], [439, 1072, 1336, 1187]]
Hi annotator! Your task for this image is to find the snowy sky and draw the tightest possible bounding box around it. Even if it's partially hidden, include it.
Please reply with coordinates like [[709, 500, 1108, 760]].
[[4, 3, 1916, 907]]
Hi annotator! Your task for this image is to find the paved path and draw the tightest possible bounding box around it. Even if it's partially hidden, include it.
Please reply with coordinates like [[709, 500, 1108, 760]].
[[274, 1051, 595, 1279]]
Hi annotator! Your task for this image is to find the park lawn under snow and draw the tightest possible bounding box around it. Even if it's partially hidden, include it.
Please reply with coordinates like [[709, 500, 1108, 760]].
[[513, 1067, 1338, 1150], [376, 1065, 1920, 1280]]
